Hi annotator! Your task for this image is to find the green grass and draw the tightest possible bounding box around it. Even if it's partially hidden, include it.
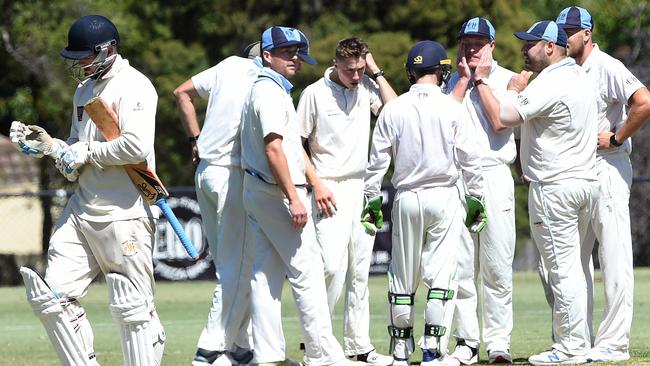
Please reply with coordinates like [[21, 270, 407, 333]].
[[1, 269, 650, 365]]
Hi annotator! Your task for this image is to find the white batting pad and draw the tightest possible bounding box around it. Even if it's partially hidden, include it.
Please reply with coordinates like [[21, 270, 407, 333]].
[[20, 267, 98, 366], [106, 272, 155, 366]]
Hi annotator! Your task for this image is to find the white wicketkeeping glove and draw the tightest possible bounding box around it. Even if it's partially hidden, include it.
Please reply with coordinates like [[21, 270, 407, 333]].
[[59, 141, 91, 174], [10, 122, 67, 158]]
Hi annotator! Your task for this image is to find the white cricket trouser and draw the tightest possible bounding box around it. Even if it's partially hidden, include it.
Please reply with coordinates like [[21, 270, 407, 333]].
[[242, 174, 344, 366], [194, 162, 253, 352], [311, 177, 376, 356], [453, 164, 515, 352], [529, 179, 598, 356], [388, 187, 461, 359]]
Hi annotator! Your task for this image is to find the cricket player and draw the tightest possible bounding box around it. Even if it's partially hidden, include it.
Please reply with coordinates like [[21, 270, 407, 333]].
[[174, 42, 263, 366], [444, 17, 516, 365], [553, 7, 650, 363], [296, 36, 397, 366], [364, 40, 485, 366], [499, 20, 599, 365], [239, 26, 360, 366], [10, 15, 165, 365]]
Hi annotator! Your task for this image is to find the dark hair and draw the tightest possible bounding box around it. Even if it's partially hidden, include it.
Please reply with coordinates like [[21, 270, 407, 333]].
[[335, 37, 369, 60]]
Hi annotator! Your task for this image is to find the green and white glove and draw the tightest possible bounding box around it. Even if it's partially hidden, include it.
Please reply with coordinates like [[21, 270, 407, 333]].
[[465, 195, 487, 233], [361, 195, 383, 235]]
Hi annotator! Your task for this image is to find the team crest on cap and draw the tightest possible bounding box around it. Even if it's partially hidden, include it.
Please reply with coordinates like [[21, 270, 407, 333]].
[[413, 55, 423, 64]]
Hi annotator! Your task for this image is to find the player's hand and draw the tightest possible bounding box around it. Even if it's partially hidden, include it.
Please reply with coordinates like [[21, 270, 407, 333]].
[[9, 121, 39, 156], [312, 182, 337, 218], [597, 131, 615, 149], [465, 195, 487, 233], [190, 141, 200, 166], [289, 198, 308, 229], [507, 71, 532, 92], [361, 195, 383, 235], [55, 156, 80, 182], [59, 141, 90, 174], [365, 52, 380, 75], [473, 44, 492, 81]]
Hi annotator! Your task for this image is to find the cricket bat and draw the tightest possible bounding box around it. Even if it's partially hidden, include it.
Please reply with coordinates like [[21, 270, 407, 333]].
[[84, 97, 199, 260]]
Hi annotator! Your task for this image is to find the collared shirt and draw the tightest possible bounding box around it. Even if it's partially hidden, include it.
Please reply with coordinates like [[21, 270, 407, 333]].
[[581, 44, 645, 156], [446, 61, 517, 167], [297, 66, 382, 179], [191, 56, 263, 166], [240, 67, 306, 185], [365, 83, 483, 198], [67, 55, 159, 221], [513, 57, 597, 183]]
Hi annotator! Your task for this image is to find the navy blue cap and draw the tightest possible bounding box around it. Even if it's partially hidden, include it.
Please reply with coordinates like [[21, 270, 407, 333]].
[[514, 21, 568, 47], [458, 17, 496, 40], [261, 26, 316, 64], [61, 15, 120, 59], [406, 40, 451, 70], [556, 6, 593, 30]]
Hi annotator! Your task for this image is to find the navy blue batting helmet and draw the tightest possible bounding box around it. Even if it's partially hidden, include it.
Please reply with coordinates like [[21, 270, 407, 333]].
[[61, 15, 120, 60]]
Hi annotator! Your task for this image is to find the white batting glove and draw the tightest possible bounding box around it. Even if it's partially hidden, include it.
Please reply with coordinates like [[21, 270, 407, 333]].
[[59, 141, 90, 174], [55, 157, 80, 182], [10, 121, 41, 157]]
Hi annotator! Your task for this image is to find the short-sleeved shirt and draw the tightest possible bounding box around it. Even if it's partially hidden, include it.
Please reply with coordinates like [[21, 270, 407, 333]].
[[365, 84, 483, 199], [66, 55, 159, 222], [297, 67, 382, 179], [582, 44, 645, 156], [513, 57, 597, 183], [446, 61, 517, 167], [240, 67, 306, 185], [191, 56, 263, 166]]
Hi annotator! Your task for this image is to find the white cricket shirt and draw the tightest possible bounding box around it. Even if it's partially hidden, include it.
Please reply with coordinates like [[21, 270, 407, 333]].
[[513, 57, 597, 183], [365, 83, 483, 198], [582, 44, 645, 156], [297, 67, 382, 179], [192, 56, 263, 166], [446, 61, 517, 167], [66, 55, 159, 221], [240, 67, 306, 185]]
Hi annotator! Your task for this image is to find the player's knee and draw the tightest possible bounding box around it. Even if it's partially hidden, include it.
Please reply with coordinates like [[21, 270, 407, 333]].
[[388, 292, 414, 328]]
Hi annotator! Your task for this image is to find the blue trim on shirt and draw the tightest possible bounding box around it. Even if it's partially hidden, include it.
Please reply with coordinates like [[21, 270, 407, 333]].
[[256, 67, 293, 93]]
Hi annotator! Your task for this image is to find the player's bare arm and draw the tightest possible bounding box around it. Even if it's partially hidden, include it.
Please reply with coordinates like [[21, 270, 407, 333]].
[[598, 87, 650, 149], [265, 133, 308, 229], [301, 138, 337, 217], [173, 79, 202, 165], [473, 44, 509, 133], [365, 52, 398, 105]]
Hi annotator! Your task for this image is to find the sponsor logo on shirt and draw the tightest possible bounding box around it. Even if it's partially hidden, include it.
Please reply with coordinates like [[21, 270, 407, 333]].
[[133, 101, 144, 111], [625, 76, 639, 85], [517, 95, 529, 106], [121, 240, 139, 256]]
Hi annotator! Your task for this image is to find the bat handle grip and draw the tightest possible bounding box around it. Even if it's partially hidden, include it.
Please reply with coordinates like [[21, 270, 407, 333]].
[[155, 198, 200, 260]]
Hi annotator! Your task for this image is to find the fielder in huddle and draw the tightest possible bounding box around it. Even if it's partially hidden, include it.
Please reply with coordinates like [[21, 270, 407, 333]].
[[364, 40, 485, 366], [444, 17, 517, 365], [240, 26, 361, 366], [10, 15, 165, 365], [553, 6, 650, 363], [174, 42, 263, 365], [500, 21, 599, 365], [297, 37, 397, 366]]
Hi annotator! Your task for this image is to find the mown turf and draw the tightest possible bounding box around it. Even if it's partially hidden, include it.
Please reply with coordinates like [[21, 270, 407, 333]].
[[1, 269, 649, 365]]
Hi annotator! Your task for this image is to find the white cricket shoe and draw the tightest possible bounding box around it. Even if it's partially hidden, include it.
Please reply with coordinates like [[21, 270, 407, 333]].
[[348, 350, 393, 366], [447, 342, 478, 365], [528, 349, 587, 365], [488, 349, 513, 364], [585, 347, 630, 363]]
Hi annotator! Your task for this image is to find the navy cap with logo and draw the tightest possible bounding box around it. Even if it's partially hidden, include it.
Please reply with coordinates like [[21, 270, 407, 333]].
[[261, 26, 316, 64], [514, 20, 568, 47], [556, 6, 593, 30], [458, 17, 496, 40], [406, 40, 451, 70]]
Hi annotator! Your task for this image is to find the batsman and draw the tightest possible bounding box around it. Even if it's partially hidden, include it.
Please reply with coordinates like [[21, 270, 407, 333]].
[[10, 15, 165, 365]]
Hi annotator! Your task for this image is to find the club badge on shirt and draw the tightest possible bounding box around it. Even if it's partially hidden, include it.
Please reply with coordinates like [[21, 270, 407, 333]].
[[121, 240, 139, 257]]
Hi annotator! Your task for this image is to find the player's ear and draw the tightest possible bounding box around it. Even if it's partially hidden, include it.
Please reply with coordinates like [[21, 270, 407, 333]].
[[332, 58, 337, 67], [262, 50, 273, 65]]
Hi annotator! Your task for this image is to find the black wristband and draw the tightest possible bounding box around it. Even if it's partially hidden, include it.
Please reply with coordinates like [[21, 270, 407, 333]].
[[188, 135, 200, 143], [610, 134, 623, 147], [371, 70, 385, 80], [473, 78, 487, 87]]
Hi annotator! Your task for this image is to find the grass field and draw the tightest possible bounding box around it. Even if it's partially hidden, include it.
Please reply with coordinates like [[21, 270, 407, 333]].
[[1, 269, 650, 365]]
